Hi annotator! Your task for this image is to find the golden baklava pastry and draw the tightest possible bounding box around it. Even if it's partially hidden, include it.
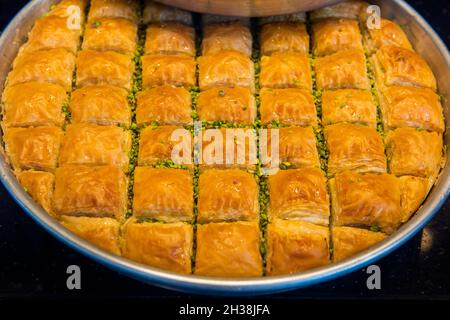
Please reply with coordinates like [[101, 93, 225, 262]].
[[142, 54, 196, 88], [198, 128, 257, 170], [76, 50, 134, 90], [321, 89, 377, 127], [202, 21, 252, 56], [385, 127, 443, 177], [60, 216, 121, 255], [266, 219, 330, 275], [122, 219, 193, 274], [2, 82, 66, 128], [70, 85, 131, 126], [310, 0, 368, 20], [260, 52, 312, 90], [315, 49, 369, 90], [261, 127, 320, 169], [268, 168, 329, 225], [136, 86, 192, 126], [260, 22, 309, 56], [198, 51, 254, 91], [88, 0, 139, 22], [332, 226, 387, 262], [197, 87, 256, 125], [59, 124, 131, 171], [48, 0, 88, 19], [195, 222, 262, 277], [8, 48, 75, 90], [399, 175, 432, 222], [143, 0, 193, 25], [197, 169, 258, 223], [83, 18, 137, 55], [330, 171, 403, 233], [259, 88, 317, 126], [133, 167, 193, 222], [259, 12, 306, 24], [52, 165, 127, 219], [312, 18, 363, 56], [22, 15, 81, 54], [325, 123, 386, 175], [371, 45, 436, 90], [379, 86, 444, 132], [138, 125, 192, 166], [145, 23, 195, 56], [4, 126, 63, 172], [18, 171, 55, 214], [363, 18, 413, 53]]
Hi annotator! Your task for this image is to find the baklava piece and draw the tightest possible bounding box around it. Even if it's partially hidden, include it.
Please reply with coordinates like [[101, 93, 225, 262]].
[[202, 21, 252, 56], [330, 171, 403, 233], [2, 82, 66, 128], [76, 50, 134, 90], [266, 219, 330, 275], [315, 49, 369, 90], [268, 168, 329, 225], [59, 124, 131, 171], [195, 222, 262, 277], [259, 88, 317, 126], [143, 0, 193, 25], [385, 127, 443, 178], [122, 219, 193, 274], [52, 165, 127, 219], [363, 18, 413, 54], [60, 216, 121, 255], [4, 127, 63, 172], [142, 55, 196, 88], [332, 226, 387, 262], [399, 175, 432, 221], [260, 52, 312, 90], [88, 0, 139, 22], [325, 123, 386, 175], [18, 171, 55, 214], [260, 22, 309, 55], [145, 23, 195, 56], [321, 89, 377, 127], [133, 167, 193, 222]]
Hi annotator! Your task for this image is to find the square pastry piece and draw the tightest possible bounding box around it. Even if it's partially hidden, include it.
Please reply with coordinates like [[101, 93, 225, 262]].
[[83, 18, 137, 54], [138, 125, 192, 166], [18, 171, 55, 214], [260, 53, 312, 90], [88, 0, 139, 22], [372, 45, 436, 90], [315, 49, 369, 90], [330, 171, 403, 233], [202, 22, 252, 56], [260, 22, 309, 56], [4, 127, 63, 172], [379, 86, 444, 132], [8, 49, 75, 90], [143, 0, 193, 25], [332, 226, 386, 262], [325, 123, 386, 175], [198, 169, 259, 223], [266, 219, 330, 275], [70, 85, 131, 126], [321, 89, 377, 127], [268, 168, 329, 225], [197, 87, 256, 125], [76, 50, 134, 90], [386, 127, 443, 178], [133, 167, 193, 222], [312, 18, 363, 56], [60, 216, 121, 255], [59, 124, 131, 171], [260, 88, 317, 126], [142, 55, 196, 88], [198, 51, 254, 91], [195, 222, 262, 277], [2, 82, 66, 128], [136, 86, 192, 126], [363, 18, 412, 54], [399, 175, 432, 221], [122, 219, 193, 274], [52, 165, 127, 219], [145, 23, 195, 56]]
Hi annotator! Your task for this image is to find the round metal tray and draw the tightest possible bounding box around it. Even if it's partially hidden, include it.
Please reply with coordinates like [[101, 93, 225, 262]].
[[0, 0, 449, 295]]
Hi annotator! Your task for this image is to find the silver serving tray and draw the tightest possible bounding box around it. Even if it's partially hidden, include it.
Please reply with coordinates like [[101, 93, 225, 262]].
[[0, 0, 449, 295]]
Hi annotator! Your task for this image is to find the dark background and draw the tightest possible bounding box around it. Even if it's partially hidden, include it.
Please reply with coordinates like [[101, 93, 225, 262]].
[[0, 0, 448, 303]]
